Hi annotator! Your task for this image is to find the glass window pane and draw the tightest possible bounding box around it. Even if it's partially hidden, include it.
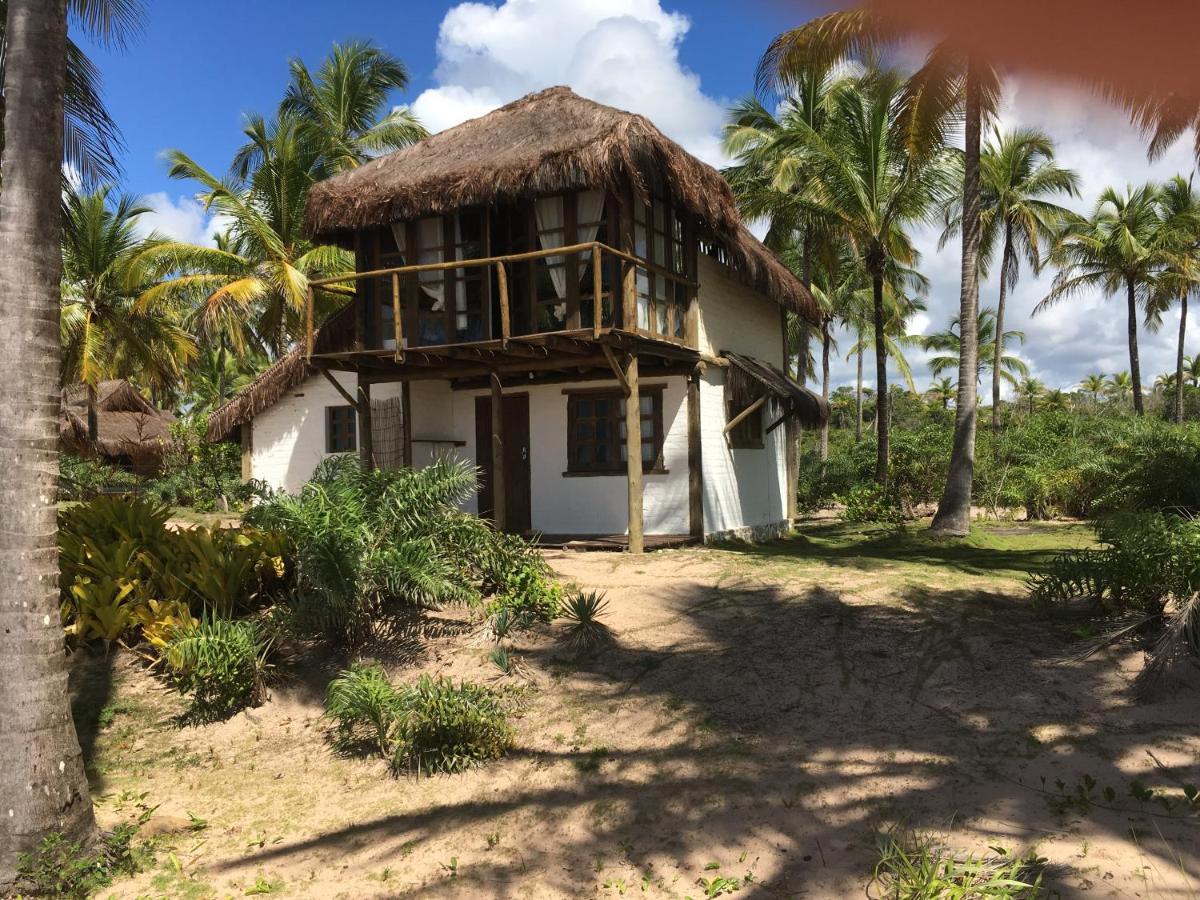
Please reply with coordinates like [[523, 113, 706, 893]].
[[641, 419, 652, 439], [595, 419, 609, 440], [578, 399, 593, 418], [577, 445, 592, 464], [594, 398, 608, 416], [642, 443, 654, 463], [596, 445, 608, 463]]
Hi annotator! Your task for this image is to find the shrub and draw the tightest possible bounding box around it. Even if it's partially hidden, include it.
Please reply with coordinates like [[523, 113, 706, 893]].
[[145, 416, 252, 511], [868, 830, 1045, 899], [164, 616, 272, 723], [838, 483, 903, 525], [324, 667, 514, 775], [58, 454, 143, 501], [559, 590, 613, 654], [16, 825, 141, 900], [486, 558, 562, 628]]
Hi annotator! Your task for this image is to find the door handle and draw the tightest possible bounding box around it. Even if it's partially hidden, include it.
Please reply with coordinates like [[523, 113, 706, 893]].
[[521, 446, 528, 461]]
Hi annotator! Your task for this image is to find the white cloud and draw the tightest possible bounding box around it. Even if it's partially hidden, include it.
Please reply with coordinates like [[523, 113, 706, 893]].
[[134, 192, 223, 246], [411, 0, 729, 165]]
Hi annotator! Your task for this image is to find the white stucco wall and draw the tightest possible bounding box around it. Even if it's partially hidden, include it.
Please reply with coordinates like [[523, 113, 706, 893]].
[[696, 254, 786, 368]]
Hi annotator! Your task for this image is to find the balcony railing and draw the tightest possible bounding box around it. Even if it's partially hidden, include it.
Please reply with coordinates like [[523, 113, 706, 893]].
[[305, 240, 698, 361]]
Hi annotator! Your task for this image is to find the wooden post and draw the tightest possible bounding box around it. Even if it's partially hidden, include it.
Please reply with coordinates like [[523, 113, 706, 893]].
[[357, 380, 374, 471], [592, 244, 603, 337], [490, 372, 507, 532], [785, 417, 799, 526], [391, 271, 404, 362], [401, 381, 413, 468], [687, 369, 703, 541], [496, 261, 511, 346], [624, 353, 644, 553]]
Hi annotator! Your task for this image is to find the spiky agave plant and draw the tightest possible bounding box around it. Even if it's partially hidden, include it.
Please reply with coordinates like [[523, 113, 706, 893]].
[[560, 590, 613, 655]]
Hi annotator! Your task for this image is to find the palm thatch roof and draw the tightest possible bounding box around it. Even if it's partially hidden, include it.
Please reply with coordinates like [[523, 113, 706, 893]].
[[60, 379, 176, 459], [724, 351, 829, 429], [305, 86, 818, 321], [206, 303, 355, 442]]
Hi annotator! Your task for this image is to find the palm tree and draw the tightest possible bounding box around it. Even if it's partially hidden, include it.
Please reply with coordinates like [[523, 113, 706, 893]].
[[1038, 183, 1166, 416], [183, 344, 269, 417], [941, 127, 1079, 438], [756, 7, 999, 534], [774, 69, 957, 481], [0, 1, 96, 885], [1080, 373, 1108, 404], [60, 184, 195, 436], [1149, 175, 1200, 423], [926, 376, 955, 409], [1107, 371, 1134, 405], [271, 39, 426, 175], [924, 307, 1030, 391], [1155, 371, 1179, 395], [1186, 354, 1200, 387], [1017, 377, 1045, 414], [1044, 388, 1069, 412], [136, 114, 353, 356]]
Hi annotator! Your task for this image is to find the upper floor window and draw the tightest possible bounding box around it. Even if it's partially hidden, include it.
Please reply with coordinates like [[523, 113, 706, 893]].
[[633, 194, 690, 342]]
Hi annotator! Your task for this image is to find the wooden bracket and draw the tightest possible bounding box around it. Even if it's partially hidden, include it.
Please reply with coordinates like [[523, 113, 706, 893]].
[[320, 368, 360, 410], [601, 344, 631, 397], [723, 395, 767, 435]]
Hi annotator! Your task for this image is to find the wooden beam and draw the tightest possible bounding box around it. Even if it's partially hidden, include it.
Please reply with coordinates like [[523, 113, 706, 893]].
[[592, 244, 603, 339], [401, 381, 413, 468], [624, 353, 644, 554], [320, 368, 359, 409], [391, 271, 405, 362], [496, 261, 511, 346], [687, 369, 703, 541], [357, 381, 374, 471], [490, 372, 507, 533], [601, 344, 630, 397], [723, 394, 767, 436]]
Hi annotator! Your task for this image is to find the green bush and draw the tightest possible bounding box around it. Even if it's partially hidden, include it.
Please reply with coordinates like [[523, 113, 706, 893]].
[[58, 454, 143, 500], [144, 416, 258, 511], [164, 616, 273, 723], [324, 666, 514, 775], [838, 482, 903, 525], [16, 825, 141, 899], [869, 830, 1045, 898], [486, 557, 562, 627]]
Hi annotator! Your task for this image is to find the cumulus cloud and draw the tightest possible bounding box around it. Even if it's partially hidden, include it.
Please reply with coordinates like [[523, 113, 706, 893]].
[[410, 0, 729, 165], [133, 192, 223, 246]]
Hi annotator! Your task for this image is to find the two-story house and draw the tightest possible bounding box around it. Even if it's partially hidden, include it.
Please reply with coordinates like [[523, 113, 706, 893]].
[[207, 86, 827, 550]]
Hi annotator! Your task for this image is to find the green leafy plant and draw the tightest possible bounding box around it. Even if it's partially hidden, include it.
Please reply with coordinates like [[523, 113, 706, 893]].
[[57, 454, 143, 501], [164, 616, 273, 723], [325, 663, 404, 757], [486, 557, 563, 629], [838, 482, 904, 525], [15, 825, 142, 900], [868, 830, 1045, 898], [560, 590, 613, 654]]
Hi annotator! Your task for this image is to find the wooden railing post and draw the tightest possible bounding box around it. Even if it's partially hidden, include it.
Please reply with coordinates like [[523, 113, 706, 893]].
[[622, 260, 636, 330], [391, 272, 404, 362], [624, 353, 644, 553], [495, 261, 511, 346], [305, 285, 314, 359], [592, 243, 603, 338]]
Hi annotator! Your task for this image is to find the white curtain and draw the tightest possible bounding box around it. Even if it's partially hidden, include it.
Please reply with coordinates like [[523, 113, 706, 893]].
[[417, 217, 444, 311], [534, 195, 567, 300], [575, 190, 604, 285], [453, 214, 467, 332], [388, 222, 408, 263]]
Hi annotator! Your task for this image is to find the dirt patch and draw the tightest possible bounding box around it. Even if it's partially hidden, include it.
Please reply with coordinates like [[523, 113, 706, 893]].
[[81, 524, 1198, 898]]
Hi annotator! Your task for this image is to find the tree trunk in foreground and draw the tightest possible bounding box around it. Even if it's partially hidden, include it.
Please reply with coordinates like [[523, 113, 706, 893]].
[[991, 226, 1013, 444], [1127, 277, 1144, 416], [0, 0, 96, 888], [819, 318, 831, 461], [931, 63, 982, 536], [872, 274, 889, 484], [1175, 295, 1187, 423]]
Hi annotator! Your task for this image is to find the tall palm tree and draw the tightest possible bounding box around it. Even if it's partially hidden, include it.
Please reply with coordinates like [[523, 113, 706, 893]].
[[1017, 376, 1045, 414], [1038, 183, 1166, 416], [1044, 388, 1069, 412], [941, 127, 1079, 438], [0, 1, 96, 886], [60, 184, 195, 436], [756, 7, 999, 534], [924, 307, 1030, 391], [136, 114, 353, 356], [1108, 370, 1134, 405], [1186, 354, 1200, 387], [776, 69, 957, 481], [1080, 373, 1108, 404], [926, 376, 955, 409], [1149, 174, 1200, 423], [276, 39, 426, 175]]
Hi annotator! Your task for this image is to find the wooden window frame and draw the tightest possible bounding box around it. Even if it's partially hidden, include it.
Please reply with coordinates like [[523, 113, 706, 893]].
[[325, 404, 358, 453], [726, 398, 765, 450], [563, 384, 667, 476], [627, 184, 696, 346]]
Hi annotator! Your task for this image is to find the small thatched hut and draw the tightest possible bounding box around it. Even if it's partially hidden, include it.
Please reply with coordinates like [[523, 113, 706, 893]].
[[61, 380, 176, 474]]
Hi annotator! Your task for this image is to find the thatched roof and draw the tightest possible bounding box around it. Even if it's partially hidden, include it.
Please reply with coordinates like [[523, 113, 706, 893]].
[[305, 86, 818, 322], [206, 302, 355, 442], [60, 380, 176, 458], [724, 351, 829, 429]]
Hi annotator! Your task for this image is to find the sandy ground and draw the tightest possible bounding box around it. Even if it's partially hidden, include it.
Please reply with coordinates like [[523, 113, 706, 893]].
[[75, 523, 1199, 899]]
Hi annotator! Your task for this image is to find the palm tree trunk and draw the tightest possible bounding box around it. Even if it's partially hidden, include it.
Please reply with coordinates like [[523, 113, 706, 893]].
[[0, 0, 96, 887], [872, 274, 889, 484], [819, 318, 831, 461], [1127, 277, 1144, 415], [855, 329, 864, 442], [1175, 294, 1187, 423], [932, 62, 982, 536], [86, 381, 98, 444], [992, 226, 1013, 442], [217, 335, 228, 406]]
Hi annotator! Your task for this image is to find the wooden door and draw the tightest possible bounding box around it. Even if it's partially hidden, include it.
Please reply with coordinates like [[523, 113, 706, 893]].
[[475, 393, 531, 534]]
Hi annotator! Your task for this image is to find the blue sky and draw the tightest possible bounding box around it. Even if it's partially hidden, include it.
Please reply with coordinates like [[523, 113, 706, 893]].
[[76, 0, 1196, 393]]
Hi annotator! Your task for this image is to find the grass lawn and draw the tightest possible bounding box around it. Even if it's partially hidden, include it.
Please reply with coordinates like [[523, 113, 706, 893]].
[[73, 519, 1199, 898]]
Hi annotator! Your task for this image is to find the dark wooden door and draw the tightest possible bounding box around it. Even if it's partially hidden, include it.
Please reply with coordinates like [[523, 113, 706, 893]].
[[475, 394, 531, 534]]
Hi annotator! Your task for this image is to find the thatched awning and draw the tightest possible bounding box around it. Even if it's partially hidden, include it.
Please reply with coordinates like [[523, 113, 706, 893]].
[[60, 380, 176, 458], [206, 303, 356, 442], [305, 86, 819, 323], [724, 351, 828, 430]]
